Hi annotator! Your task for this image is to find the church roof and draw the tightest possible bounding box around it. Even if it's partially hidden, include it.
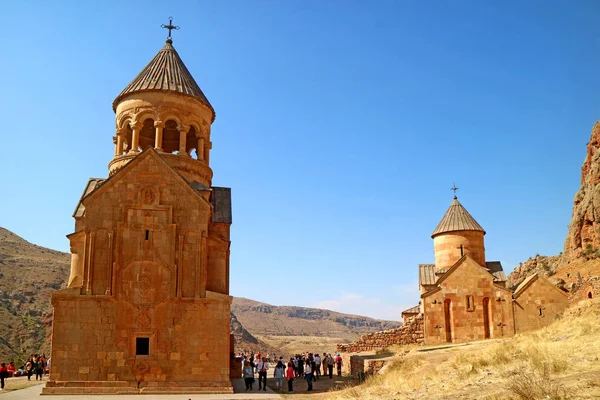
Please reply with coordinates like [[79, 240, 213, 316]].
[[113, 40, 214, 118], [73, 178, 105, 218], [419, 264, 437, 286], [431, 197, 486, 238], [486, 261, 506, 282], [401, 305, 420, 315]]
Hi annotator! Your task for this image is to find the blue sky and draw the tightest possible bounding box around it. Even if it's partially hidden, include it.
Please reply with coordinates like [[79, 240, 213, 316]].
[[1, 1, 599, 320]]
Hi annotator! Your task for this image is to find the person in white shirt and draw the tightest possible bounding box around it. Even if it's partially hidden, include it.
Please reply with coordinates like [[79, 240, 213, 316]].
[[257, 357, 269, 391], [314, 354, 321, 380]]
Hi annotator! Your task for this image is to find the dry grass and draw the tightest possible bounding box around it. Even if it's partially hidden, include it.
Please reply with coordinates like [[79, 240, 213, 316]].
[[323, 298, 600, 400]]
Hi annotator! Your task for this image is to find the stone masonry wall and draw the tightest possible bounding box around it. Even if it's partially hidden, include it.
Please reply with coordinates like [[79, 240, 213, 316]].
[[337, 316, 424, 353]]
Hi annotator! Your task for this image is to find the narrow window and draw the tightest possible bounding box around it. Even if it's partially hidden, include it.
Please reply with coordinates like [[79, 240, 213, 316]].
[[145, 230, 149, 240], [466, 295, 474, 311], [136, 337, 150, 355], [588, 292, 593, 299], [538, 307, 544, 317], [460, 245, 464, 257]]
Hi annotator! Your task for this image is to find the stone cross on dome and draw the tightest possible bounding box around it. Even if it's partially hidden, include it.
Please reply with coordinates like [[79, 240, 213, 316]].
[[161, 17, 180, 41], [451, 184, 459, 199]]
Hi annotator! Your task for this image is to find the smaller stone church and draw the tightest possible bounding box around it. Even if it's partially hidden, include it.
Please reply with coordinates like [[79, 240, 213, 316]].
[[405, 195, 569, 344]]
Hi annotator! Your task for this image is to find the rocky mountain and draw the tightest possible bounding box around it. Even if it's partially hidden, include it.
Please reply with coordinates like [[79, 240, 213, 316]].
[[507, 254, 564, 289], [564, 121, 600, 262], [0, 227, 400, 363], [507, 121, 600, 294]]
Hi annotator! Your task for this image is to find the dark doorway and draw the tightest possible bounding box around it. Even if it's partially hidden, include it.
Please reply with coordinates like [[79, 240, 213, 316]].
[[483, 297, 491, 339], [589, 292, 593, 299], [444, 299, 453, 343]]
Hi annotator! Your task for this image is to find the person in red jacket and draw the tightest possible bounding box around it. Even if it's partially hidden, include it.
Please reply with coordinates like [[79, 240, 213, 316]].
[[6, 362, 15, 378], [0, 362, 8, 390], [286, 361, 295, 393]]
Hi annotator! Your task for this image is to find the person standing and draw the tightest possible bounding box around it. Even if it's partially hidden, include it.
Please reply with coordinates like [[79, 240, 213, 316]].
[[273, 361, 285, 390], [242, 361, 254, 391], [35, 357, 44, 381], [297, 356, 304, 378], [304, 358, 313, 391], [257, 357, 269, 391], [327, 354, 334, 378], [334, 353, 343, 377], [0, 363, 8, 390], [314, 353, 321, 380], [286, 362, 295, 393], [25, 356, 34, 381]]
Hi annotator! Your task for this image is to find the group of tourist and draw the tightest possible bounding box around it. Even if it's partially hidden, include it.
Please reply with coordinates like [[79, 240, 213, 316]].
[[238, 351, 343, 392], [0, 354, 50, 390]]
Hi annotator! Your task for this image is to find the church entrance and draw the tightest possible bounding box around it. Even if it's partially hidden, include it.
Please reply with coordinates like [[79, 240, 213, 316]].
[[444, 299, 453, 343], [483, 297, 491, 339]]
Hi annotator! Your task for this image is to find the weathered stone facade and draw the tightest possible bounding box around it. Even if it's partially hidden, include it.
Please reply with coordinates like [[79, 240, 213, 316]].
[[44, 37, 233, 394], [422, 256, 514, 345], [513, 273, 570, 334]]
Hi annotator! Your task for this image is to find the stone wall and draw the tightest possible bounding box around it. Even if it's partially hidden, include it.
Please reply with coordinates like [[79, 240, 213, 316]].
[[349, 355, 389, 378], [336, 316, 424, 353]]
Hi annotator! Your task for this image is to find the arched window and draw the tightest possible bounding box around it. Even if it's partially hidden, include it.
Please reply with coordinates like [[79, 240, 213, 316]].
[[589, 292, 593, 299]]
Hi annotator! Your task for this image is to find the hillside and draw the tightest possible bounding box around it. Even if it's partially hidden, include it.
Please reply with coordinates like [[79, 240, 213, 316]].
[[0, 227, 400, 363], [232, 298, 402, 355], [0, 227, 69, 365]]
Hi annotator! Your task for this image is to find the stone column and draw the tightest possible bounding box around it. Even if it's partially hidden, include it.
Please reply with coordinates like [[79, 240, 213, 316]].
[[154, 120, 164, 151], [115, 134, 124, 156], [197, 137, 205, 161], [128, 122, 142, 154], [205, 141, 212, 164], [178, 125, 189, 156]]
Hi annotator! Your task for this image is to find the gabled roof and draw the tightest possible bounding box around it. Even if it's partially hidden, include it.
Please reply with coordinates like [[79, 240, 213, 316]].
[[73, 178, 106, 218], [419, 264, 436, 286], [513, 273, 568, 298], [401, 305, 420, 315], [113, 39, 214, 119], [81, 148, 211, 211], [432, 197, 485, 238]]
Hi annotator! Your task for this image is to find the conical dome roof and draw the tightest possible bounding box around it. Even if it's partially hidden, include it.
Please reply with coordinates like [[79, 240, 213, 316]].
[[431, 197, 485, 238], [113, 39, 214, 119]]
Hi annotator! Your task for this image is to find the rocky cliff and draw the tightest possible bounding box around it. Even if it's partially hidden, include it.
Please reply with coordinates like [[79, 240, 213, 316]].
[[507, 254, 564, 289], [564, 121, 600, 262]]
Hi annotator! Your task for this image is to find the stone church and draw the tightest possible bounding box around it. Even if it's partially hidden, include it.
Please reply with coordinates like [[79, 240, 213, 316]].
[[403, 195, 569, 345], [44, 35, 234, 394]]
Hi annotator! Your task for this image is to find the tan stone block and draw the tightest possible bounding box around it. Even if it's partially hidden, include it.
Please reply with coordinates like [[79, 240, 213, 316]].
[[170, 352, 180, 360], [79, 366, 90, 374]]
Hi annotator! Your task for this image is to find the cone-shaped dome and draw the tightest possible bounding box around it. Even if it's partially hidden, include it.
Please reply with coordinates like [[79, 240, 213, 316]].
[[431, 197, 485, 238], [113, 39, 214, 119]]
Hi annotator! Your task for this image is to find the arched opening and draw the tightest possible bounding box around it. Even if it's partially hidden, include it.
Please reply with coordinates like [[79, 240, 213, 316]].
[[162, 120, 179, 153], [482, 297, 491, 339], [186, 126, 198, 157], [589, 292, 593, 299], [119, 124, 133, 155], [138, 118, 155, 151], [444, 299, 453, 343]]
